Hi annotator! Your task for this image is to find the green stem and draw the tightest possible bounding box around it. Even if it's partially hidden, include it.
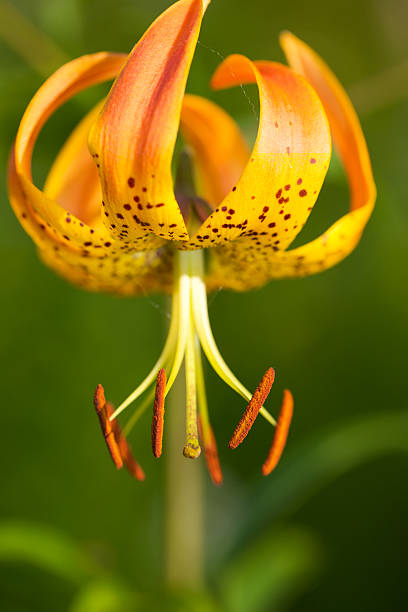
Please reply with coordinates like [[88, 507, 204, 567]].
[[165, 361, 204, 589]]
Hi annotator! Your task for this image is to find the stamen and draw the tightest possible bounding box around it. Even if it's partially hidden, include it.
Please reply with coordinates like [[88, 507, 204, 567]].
[[93, 384, 123, 469], [190, 250, 277, 427], [109, 282, 179, 421], [152, 368, 166, 458], [165, 251, 192, 396], [183, 317, 201, 459], [229, 368, 275, 449], [199, 417, 222, 486], [106, 402, 145, 481], [262, 389, 294, 476], [194, 335, 223, 484]]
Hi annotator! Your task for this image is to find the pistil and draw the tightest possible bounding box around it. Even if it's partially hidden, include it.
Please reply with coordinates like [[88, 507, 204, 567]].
[[183, 316, 201, 458], [195, 335, 222, 485], [101, 247, 290, 479], [189, 249, 277, 426]]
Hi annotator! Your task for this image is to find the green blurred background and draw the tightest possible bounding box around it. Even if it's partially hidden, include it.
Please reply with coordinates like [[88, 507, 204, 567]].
[[1, 0, 407, 610]]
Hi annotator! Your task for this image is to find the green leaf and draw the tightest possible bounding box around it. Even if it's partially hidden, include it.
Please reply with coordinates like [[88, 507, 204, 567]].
[[0, 520, 99, 585], [219, 527, 320, 612], [69, 579, 137, 612]]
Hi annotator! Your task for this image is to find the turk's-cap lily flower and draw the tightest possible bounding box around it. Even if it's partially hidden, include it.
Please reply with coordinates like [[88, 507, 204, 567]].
[[8, 0, 375, 484]]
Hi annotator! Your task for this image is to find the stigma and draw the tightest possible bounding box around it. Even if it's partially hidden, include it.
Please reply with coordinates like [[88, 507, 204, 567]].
[[94, 249, 293, 483]]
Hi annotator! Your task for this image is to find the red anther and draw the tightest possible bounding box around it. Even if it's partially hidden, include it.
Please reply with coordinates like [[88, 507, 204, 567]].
[[106, 402, 146, 481], [93, 384, 123, 469], [229, 368, 275, 449], [262, 389, 294, 476], [199, 417, 223, 486], [151, 368, 166, 458]]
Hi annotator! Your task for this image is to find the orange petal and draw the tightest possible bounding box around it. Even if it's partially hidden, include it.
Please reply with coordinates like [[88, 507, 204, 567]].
[[253, 32, 376, 278], [180, 94, 249, 207], [43, 101, 104, 227], [205, 37, 376, 289], [9, 143, 173, 294], [262, 389, 293, 475], [14, 50, 161, 252], [281, 32, 375, 213], [15, 52, 125, 178], [9, 51, 125, 259], [183, 54, 331, 251], [8, 51, 176, 294], [89, 0, 210, 244]]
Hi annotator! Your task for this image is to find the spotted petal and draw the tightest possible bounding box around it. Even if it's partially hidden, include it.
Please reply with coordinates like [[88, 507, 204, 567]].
[[257, 32, 376, 278], [183, 55, 331, 257], [89, 0, 210, 245], [9, 51, 173, 294], [43, 101, 105, 227], [9, 148, 173, 295], [205, 36, 375, 288]]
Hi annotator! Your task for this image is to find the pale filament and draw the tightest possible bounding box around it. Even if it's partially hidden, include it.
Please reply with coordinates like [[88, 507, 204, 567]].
[[189, 250, 277, 426], [111, 248, 276, 437], [109, 261, 181, 421]]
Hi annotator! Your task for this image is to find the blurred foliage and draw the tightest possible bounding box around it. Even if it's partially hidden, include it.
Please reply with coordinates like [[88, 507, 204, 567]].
[[1, 0, 408, 611]]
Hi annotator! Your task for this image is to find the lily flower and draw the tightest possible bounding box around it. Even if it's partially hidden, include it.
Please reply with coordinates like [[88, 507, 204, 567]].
[[8, 0, 375, 484]]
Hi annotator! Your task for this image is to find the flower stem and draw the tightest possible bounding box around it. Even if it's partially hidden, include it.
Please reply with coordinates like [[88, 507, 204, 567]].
[[165, 363, 204, 588]]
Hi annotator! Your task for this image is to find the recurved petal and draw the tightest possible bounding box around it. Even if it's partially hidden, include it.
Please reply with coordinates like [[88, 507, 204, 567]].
[[14, 50, 163, 252], [183, 54, 331, 252], [180, 94, 249, 207], [43, 101, 104, 227], [9, 148, 174, 295], [89, 0, 210, 244], [254, 32, 376, 279], [9, 50, 174, 294], [8, 53, 172, 294], [281, 32, 375, 213], [205, 37, 376, 290]]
